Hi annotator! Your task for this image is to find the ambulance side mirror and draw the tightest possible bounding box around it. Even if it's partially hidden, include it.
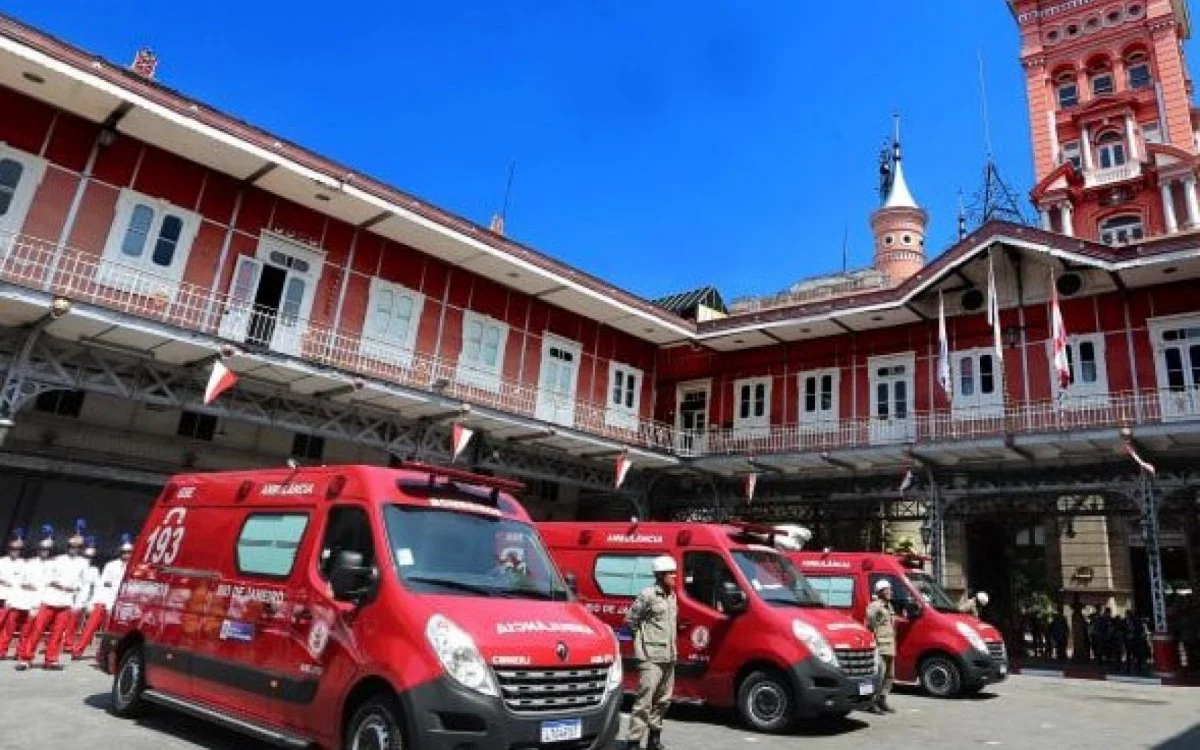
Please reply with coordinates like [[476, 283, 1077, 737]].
[[903, 600, 924, 619], [330, 550, 377, 604], [564, 573, 578, 595], [720, 581, 748, 615]]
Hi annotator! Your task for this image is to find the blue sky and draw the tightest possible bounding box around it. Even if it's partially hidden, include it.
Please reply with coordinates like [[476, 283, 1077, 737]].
[[8, 1, 1191, 303]]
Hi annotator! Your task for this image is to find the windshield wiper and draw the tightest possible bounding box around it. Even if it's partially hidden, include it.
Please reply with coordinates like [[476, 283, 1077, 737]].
[[406, 576, 497, 597], [766, 598, 825, 608], [498, 587, 561, 601]]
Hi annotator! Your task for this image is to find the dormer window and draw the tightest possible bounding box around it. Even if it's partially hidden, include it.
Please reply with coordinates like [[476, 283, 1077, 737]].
[[1095, 131, 1127, 169], [1099, 215, 1144, 246]]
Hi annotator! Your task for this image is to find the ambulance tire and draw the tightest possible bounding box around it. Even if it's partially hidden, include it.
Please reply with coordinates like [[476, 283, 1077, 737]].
[[345, 695, 405, 750], [736, 670, 795, 734], [918, 655, 963, 698], [111, 645, 148, 718]]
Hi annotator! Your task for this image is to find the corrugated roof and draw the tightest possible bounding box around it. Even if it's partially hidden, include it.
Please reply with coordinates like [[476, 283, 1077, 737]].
[[653, 286, 728, 316]]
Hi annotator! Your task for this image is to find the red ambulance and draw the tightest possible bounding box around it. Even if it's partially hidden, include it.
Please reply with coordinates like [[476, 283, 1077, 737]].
[[98, 463, 622, 750], [788, 550, 1008, 698], [538, 521, 881, 733]]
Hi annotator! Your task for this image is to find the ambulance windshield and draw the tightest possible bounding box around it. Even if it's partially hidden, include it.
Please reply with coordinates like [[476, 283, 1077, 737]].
[[905, 571, 959, 613], [731, 549, 824, 607], [384, 506, 567, 600]]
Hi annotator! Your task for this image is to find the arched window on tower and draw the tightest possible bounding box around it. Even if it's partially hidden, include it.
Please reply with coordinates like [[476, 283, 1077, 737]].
[[1095, 131, 1127, 169], [1125, 51, 1152, 90], [1089, 59, 1115, 96], [1055, 70, 1079, 109], [1099, 215, 1144, 246]]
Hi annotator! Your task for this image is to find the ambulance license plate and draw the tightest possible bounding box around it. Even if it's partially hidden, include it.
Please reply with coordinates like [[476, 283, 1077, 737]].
[[540, 718, 582, 743], [858, 681, 875, 696]]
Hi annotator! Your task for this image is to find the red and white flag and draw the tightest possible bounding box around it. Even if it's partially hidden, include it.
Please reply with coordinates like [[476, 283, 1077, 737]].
[[745, 473, 758, 504], [1125, 443, 1156, 475], [614, 453, 633, 489], [451, 423, 475, 462], [203, 360, 238, 405], [1050, 269, 1071, 391]]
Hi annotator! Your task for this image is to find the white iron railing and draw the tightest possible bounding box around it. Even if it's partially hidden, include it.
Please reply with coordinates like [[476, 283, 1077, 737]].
[[0, 232, 679, 453], [0, 231, 1195, 461]]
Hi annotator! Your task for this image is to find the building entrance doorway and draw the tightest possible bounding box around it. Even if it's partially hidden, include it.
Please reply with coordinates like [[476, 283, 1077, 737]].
[[965, 518, 1016, 629]]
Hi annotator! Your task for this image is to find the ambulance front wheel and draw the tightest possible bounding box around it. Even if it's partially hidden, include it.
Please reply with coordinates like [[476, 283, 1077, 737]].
[[919, 655, 963, 698], [111, 645, 148, 718], [736, 670, 795, 734], [345, 695, 405, 750]]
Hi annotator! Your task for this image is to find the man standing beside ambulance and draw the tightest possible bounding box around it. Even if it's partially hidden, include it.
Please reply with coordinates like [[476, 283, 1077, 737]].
[[624, 555, 679, 750]]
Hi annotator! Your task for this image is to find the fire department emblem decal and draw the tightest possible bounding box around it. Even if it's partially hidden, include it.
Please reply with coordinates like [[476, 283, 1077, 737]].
[[308, 620, 330, 659], [691, 626, 711, 650], [555, 641, 569, 662]]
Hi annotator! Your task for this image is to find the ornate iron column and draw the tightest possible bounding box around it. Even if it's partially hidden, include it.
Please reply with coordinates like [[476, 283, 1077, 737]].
[[1136, 470, 1168, 634], [0, 297, 72, 445]]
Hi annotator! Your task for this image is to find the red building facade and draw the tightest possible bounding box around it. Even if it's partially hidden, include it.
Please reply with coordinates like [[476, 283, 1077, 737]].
[[0, 9, 1197, 637]]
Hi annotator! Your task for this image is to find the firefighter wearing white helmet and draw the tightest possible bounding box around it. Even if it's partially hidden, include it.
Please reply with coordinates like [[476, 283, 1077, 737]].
[[623, 555, 678, 750], [958, 590, 989, 618], [865, 578, 897, 714]]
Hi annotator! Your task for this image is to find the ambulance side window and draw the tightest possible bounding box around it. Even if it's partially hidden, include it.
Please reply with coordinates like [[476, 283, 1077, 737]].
[[594, 554, 658, 597], [683, 552, 739, 614], [319, 506, 375, 580], [808, 575, 855, 608], [236, 513, 310, 579]]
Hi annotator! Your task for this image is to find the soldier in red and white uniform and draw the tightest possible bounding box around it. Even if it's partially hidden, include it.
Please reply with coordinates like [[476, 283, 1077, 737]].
[[1, 527, 53, 661], [0, 530, 27, 626], [62, 537, 99, 658], [71, 535, 131, 660], [17, 522, 90, 670]]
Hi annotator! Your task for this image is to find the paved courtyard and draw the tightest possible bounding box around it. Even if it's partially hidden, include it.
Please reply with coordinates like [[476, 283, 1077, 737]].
[[0, 663, 1195, 750]]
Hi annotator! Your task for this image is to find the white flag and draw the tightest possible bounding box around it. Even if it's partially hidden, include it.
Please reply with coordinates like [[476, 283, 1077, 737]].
[[937, 291, 952, 402], [988, 250, 1003, 361]]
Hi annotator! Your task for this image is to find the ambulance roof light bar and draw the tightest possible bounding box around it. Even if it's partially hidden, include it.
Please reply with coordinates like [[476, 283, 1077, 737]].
[[397, 460, 526, 494]]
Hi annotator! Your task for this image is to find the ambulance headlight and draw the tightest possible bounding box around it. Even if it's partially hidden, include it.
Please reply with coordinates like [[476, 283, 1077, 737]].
[[956, 621, 988, 654], [792, 619, 837, 666], [605, 630, 623, 694], [425, 614, 498, 697]]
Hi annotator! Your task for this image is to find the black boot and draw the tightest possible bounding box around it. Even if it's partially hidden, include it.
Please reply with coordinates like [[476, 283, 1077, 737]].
[[648, 730, 667, 750], [880, 698, 896, 713]]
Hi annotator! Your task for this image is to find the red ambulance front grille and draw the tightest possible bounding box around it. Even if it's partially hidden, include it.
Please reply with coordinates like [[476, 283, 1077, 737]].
[[835, 648, 877, 679], [493, 666, 608, 714]]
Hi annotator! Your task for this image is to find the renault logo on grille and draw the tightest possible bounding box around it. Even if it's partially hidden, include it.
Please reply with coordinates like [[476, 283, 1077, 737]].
[[555, 641, 569, 662]]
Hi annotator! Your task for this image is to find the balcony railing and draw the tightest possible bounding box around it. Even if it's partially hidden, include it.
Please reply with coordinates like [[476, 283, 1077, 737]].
[[0, 231, 1195, 463], [0, 231, 678, 454], [689, 390, 1187, 458], [1084, 160, 1141, 188]]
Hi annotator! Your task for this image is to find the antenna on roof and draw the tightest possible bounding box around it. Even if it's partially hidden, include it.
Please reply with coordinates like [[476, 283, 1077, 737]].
[[490, 161, 517, 236], [978, 52, 994, 160], [965, 52, 1030, 229], [841, 222, 850, 274]]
